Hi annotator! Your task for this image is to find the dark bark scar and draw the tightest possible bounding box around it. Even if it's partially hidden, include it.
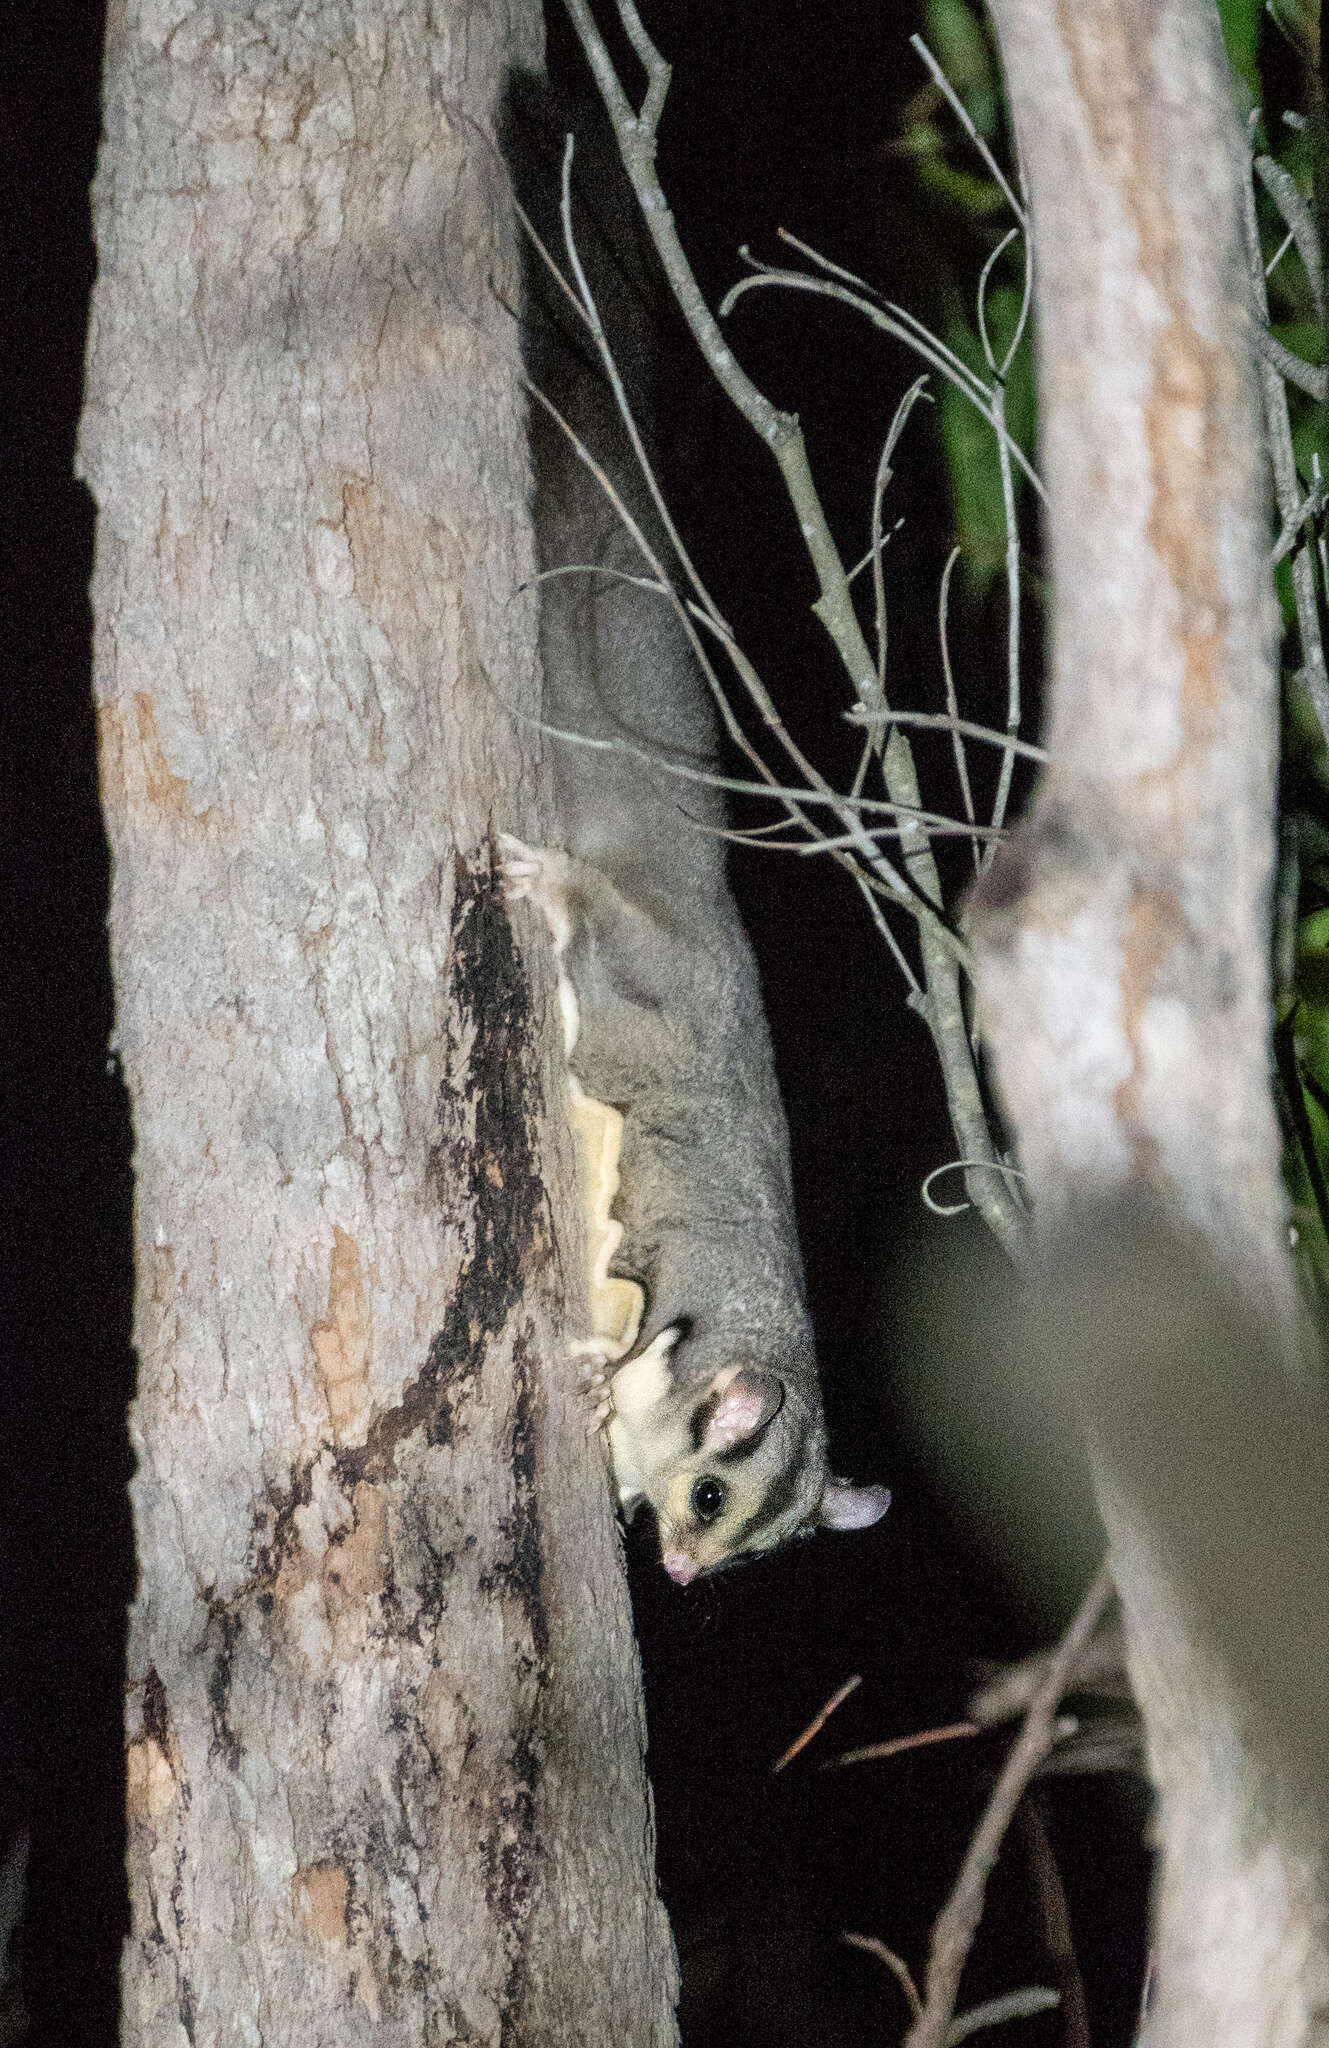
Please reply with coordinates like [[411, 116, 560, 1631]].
[[252, 848, 551, 1595]]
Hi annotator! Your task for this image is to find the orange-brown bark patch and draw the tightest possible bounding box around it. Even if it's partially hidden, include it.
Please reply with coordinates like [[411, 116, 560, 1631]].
[[321, 1482, 388, 1659], [292, 1861, 349, 1946], [311, 1226, 371, 1444], [126, 1736, 179, 1823], [1113, 883, 1184, 1172], [133, 691, 195, 817]]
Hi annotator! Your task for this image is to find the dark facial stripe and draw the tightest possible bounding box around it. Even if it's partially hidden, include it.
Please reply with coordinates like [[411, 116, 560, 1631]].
[[723, 1411, 814, 1550], [688, 1382, 720, 1454]]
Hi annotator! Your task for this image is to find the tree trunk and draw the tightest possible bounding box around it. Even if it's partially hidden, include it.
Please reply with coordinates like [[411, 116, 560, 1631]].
[[972, 2, 1329, 2043], [78, 4, 678, 2041]]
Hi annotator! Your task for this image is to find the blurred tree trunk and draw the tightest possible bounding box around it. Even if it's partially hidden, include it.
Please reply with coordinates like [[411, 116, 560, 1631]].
[[77, 4, 678, 2042], [973, 2, 1329, 2044]]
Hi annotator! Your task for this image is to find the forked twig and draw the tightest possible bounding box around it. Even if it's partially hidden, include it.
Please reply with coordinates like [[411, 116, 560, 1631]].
[[531, 130, 984, 952], [1242, 126, 1329, 747], [842, 1933, 924, 2018], [844, 1937, 1060, 2047], [903, 1562, 1115, 2048], [560, 0, 1029, 1255]]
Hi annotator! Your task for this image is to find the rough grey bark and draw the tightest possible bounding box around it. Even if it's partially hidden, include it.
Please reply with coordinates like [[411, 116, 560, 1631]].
[[970, 2, 1329, 2043], [78, 3, 678, 2042]]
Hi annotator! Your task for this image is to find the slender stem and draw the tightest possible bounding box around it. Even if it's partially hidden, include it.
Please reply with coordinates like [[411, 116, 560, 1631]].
[[1242, 148, 1329, 748], [909, 33, 1029, 230], [723, 265, 1046, 504], [904, 1562, 1116, 2048], [560, 0, 1028, 1253], [986, 374, 1024, 848], [936, 548, 981, 870], [847, 706, 1047, 761], [1254, 154, 1324, 320]]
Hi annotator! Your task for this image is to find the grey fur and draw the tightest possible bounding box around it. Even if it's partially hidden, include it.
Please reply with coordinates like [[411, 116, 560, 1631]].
[[503, 77, 888, 1576]]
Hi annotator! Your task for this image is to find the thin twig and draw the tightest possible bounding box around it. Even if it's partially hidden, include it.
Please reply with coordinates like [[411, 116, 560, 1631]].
[[555, 137, 728, 636], [1018, 1794, 1092, 2048], [903, 1561, 1116, 2048], [909, 33, 1028, 230], [772, 231, 1000, 407], [1251, 322, 1329, 400], [937, 547, 980, 870], [976, 226, 1021, 374], [968, 201, 1032, 854], [922, 1158, 1028, 1218], [1254, 154, 1324, 321], [797, 820, 1006, 852], [1241, 141, 1329, 745], [723, 261, 1046, 504], [1266, 226, 1296, 280], [847, 514, 907, 592], [1002, 167, 1036, 377], [841, 1933, 924, 2019], [771, 1675, 863, 1773], [946, 1987, 1061, 2046], [847, 705, 1048, 761], [829, 1721, 980, 1770], [1272, 476, 1329, 565], [561, 0, 1028, 1256], [854, 868, 923, 997], [510, 709, 988, 830], [986, 370, 1024, 851], [871, 377, 933, 702]]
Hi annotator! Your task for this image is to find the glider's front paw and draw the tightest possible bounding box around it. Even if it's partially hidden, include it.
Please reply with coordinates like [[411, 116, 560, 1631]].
[[496, 832, 545, 898], [496, 834, 574, 953], [569, 1337, 620, 1436]]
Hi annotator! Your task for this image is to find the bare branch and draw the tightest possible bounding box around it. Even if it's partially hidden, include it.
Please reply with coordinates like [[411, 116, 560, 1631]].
[[723, 258, 1047, 504], [904, 1563, 1116, 2048], [909, 33, 1029, 231], [1241, 144, 1329, 747], [841, 1934, 924, 2019], [771, 1675, 863, 1773], [1254, 154, 1324, 321], [936, 549, 981, 871], [1018, 1796, 1092, 2048], [1271, 475, 1329, 566], [946, 1987, 1061, 2046], [561, 0, 1028, 1254], [922, 1158, 1029, 1220], [829, 1721, 980, 1770], [1251, 321, 1329, 400], [985, 373, 1024, 851], [846, 704, 1048, 762]]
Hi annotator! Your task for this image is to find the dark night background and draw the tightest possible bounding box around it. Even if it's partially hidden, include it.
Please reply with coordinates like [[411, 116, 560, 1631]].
[[1, 3, 1149, 2041]]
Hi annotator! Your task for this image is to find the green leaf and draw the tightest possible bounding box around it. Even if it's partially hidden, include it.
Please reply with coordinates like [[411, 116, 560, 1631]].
[[923, 0, 1000, 138], [1215, 0, 1264, 110]]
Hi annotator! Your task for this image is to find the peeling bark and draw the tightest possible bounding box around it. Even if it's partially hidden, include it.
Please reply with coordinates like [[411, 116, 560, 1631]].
[[972, 2, 1329, 2042], [79, 3, 678, 2041]]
